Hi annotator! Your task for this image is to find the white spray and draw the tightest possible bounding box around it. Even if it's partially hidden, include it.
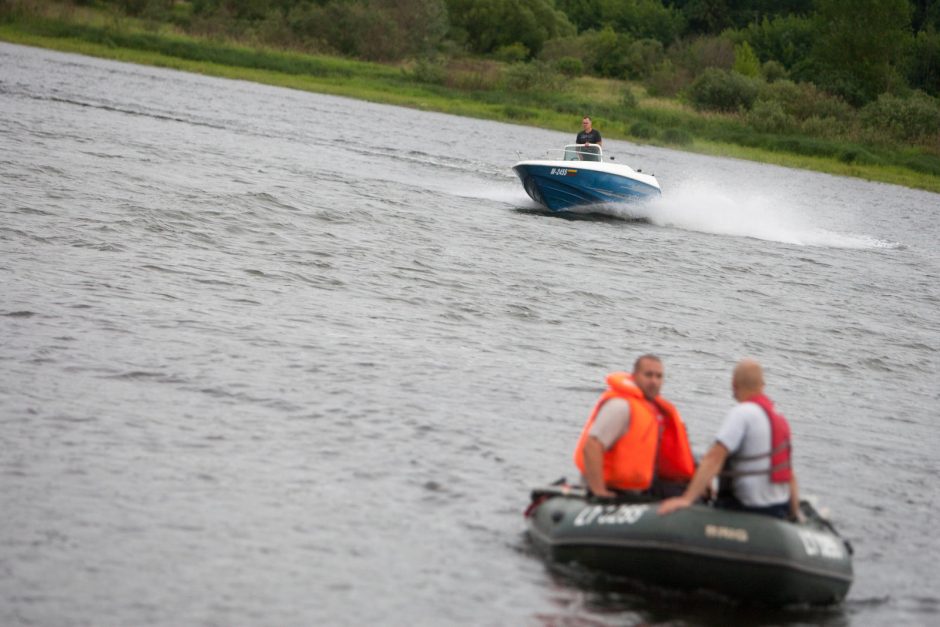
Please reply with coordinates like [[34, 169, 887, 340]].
[[601, 179, 899, 249]]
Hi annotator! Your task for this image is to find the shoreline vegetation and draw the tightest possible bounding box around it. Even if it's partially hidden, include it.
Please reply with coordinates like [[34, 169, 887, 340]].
[[3, 1, 940, 194]]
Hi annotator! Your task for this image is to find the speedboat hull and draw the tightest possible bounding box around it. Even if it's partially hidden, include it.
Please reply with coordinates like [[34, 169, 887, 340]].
[[513, 160, 661, 212], [525, 485, 853, 606]]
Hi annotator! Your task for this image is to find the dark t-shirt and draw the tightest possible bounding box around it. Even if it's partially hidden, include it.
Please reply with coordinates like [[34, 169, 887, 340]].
[[576, 129, 602, 144]]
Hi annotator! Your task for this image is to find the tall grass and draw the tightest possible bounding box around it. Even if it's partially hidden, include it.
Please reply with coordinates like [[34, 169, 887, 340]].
[[14, 18, 394, 80]]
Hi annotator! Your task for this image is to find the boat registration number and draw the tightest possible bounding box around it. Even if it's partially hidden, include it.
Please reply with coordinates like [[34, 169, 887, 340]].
[[550, 168, 577, 176], [573, 504, 649, 527], [797, 529, 845, 559]]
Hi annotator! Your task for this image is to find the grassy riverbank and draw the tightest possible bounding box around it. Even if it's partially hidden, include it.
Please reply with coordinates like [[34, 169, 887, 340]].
[[3, 6, 939, 194]]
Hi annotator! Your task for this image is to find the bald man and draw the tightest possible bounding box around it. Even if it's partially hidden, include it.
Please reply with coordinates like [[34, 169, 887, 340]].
[[658, 359, 801, 520]]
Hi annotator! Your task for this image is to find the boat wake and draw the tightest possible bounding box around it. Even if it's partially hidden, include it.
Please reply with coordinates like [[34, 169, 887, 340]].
[[600, 181, 900, 250]]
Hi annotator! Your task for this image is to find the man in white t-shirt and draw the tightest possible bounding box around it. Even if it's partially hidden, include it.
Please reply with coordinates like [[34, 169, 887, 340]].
[[657, 359, 801, 520], [713, 394, 790, 509]]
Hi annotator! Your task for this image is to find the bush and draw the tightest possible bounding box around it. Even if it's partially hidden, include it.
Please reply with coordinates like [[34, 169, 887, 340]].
[[838, 147, 882, 165], [493, 42, 528, 63], [860, 92, 940, 143], [800, 88, 854, 122], [542, 30, 661, 80], [538, 34, 587, 63], [444, 58, 503, 90], [661, 127, 693, 145], [502, 104, 533, 119], [902, 153, 940, 176], [553, 56, 583, 77], [629, 120, 658, 138], [762, 60, 787, 83], [757, 79, 801, 108], [407, 56, 446, 84], [799, 115, 848, 139], [686, 68, 760, 112], [0, 0, 33, 21], [620, 87, 639, 110], [115, 0, 173, 18], [764, 135, 836, 158], [747, 99, 796, 133], [645, 59, 692, 97], [504, 60, 563, 92], [285, 0, 448, 61], [757, 80, 853, 122]]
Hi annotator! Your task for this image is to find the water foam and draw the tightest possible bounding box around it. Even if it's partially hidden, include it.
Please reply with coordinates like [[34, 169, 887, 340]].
[[603, 180, 900, 249]]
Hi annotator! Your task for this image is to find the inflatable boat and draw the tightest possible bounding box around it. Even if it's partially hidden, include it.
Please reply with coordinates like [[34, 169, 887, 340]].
[[525, 483, 853, 606]]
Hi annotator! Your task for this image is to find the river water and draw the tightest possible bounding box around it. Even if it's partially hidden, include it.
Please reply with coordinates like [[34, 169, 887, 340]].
[[1, 42, 938, 626]]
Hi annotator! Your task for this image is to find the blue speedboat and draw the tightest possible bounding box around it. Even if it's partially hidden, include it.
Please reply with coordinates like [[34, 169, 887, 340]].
[[513, 144, 661, 212]]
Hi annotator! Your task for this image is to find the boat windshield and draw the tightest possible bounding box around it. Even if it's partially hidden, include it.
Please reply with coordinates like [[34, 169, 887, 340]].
[[563, 144, 603, 162]]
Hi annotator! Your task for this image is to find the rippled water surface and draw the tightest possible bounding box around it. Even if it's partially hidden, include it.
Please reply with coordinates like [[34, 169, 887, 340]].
[[2, 42, 939, 626]]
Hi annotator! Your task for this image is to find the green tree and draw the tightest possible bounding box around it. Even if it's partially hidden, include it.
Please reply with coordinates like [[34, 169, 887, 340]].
[[735, 15, 815, 70], [624, 38, 666, 79], [555, 0, 683, 44], [446, 0, 575, 56], [810, 0, 913, 105], [674, 0, 732, 34], [733, 41, 760, 77], [911, 0, 940, 32], [597, 0, 685, 45], [583, 26, 633, 77], [668, 0, 813, 34], [905, 29, 940, 96], [555, 0, 602, 31]]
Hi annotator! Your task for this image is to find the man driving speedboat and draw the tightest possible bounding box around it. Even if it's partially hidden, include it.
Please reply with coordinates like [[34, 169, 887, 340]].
[[576, 116, 602, 146], [575, 116, 602, 161]]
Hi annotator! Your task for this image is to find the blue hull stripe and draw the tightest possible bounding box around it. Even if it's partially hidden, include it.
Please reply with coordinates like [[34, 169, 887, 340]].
[[514, 164, 660, 211]]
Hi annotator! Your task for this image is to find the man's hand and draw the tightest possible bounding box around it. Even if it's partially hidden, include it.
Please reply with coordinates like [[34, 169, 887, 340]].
[[658, 442, 729, 516], [658, 495, 693, 515]]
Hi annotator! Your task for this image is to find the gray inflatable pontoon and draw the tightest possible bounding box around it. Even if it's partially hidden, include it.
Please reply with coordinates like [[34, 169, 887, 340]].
[[525, 483, 853, 606]]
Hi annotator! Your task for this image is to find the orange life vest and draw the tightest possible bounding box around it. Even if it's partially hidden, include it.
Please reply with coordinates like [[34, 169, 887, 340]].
[[573, 372, 696, 491]]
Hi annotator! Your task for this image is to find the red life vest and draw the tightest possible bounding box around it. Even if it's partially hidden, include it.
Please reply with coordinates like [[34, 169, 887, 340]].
[[746, 394, 793, 483]]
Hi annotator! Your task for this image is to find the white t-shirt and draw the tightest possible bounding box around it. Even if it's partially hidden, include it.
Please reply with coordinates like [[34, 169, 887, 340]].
[[715, 401, 790, 507], [589, 398, 631, 449]]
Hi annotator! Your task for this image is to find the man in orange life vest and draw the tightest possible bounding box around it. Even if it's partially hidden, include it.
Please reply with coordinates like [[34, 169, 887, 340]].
[[658, 359, 801, 520], [573, 354, 696, 499]]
